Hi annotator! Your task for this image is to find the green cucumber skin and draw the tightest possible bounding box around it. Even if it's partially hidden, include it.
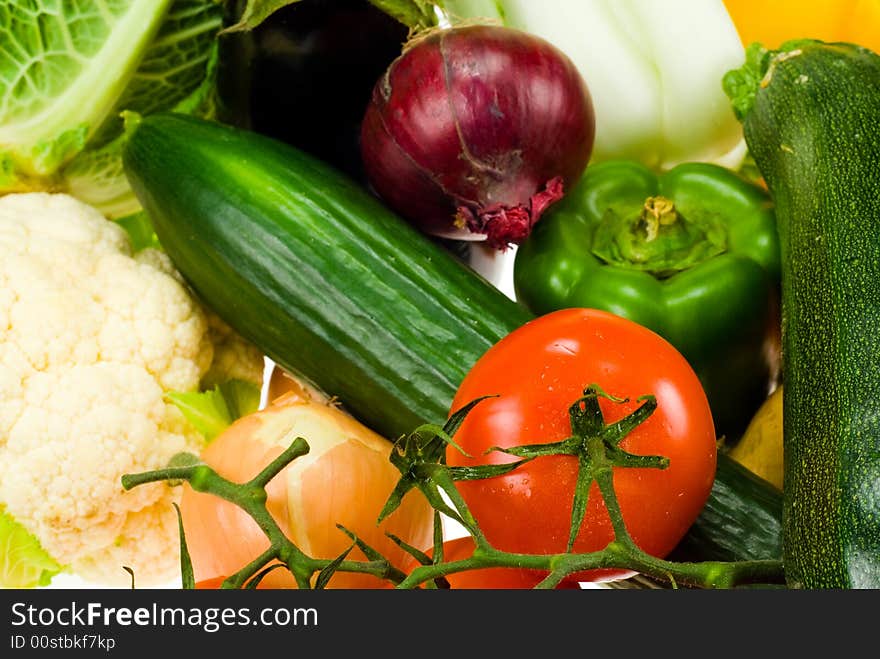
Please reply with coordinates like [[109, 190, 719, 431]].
[[123, 112, 780, 564], [743, 43, 880, 587], [670, 455, 782, 563], [123, 113, 533, 438]]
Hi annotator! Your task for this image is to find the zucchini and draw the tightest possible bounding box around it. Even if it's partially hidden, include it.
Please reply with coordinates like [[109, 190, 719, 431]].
[[122, 112, 780, 564], [725, 41, 880, 587]]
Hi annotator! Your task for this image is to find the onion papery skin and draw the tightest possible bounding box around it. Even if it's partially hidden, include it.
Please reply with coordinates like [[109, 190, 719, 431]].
[[179, 393, 433, 589], [360, 24, 596, 250]]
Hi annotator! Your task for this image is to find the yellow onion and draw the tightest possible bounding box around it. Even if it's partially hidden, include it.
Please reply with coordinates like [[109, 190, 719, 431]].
[[180, 386, 432, 588]]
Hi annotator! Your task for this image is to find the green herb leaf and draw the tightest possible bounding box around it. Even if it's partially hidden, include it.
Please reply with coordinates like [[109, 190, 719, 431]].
[[723, 42, 772, 122], [115, 211, 160, 252], [222, 0, 304, 33], [0, 508, 63, 589], [217, 380, 262, 422], [166, 388, 231, 442], [0, 0, 223, 217], [440, 0, 506, 24], [227, 0, 439, 33], [166, 379, 261, 442], [367, 0, 439, 28]]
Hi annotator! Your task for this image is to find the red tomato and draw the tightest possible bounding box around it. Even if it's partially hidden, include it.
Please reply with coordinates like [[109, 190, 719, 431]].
[[447, 308, 717, 582]]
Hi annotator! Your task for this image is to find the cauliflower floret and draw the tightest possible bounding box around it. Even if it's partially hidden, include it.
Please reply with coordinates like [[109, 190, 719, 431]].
[[134, 247, 266, 388], [0, 192, 264, 586]]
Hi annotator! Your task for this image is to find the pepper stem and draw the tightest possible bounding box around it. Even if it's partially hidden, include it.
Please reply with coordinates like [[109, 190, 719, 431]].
[[639, 196, 679, 242], [591, 193, 727, 278]]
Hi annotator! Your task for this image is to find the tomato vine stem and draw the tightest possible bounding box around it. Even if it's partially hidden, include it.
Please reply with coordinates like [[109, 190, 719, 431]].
[[122, 388, 785, 589]]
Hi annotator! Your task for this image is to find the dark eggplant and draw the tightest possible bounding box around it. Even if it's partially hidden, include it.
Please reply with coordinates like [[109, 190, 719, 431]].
[[218, 0, 408, 181]]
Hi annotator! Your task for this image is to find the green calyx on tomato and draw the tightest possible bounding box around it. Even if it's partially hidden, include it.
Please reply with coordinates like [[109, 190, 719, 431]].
[[514, 160, 781, 441], [490, 385, 667, 553]]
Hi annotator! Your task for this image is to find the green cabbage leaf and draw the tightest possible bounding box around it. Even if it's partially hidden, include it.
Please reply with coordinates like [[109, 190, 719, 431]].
[[0, 0, 223, 217], [166, 379, 262, 443], [0, 507, 64, 589]]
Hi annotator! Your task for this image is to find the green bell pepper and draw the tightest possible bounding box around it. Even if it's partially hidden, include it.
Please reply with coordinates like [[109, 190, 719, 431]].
[[513, 160, 781, 441]]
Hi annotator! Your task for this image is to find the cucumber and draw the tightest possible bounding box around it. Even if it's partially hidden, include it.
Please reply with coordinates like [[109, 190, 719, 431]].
[[123, 112, 781, 564], [669, 455, 781, 563], [123, 112, 533, 438], [725, 41, 880, 587]]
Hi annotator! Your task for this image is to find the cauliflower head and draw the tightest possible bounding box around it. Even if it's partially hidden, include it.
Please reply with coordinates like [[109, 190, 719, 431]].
[[0, 192, 264, 586]]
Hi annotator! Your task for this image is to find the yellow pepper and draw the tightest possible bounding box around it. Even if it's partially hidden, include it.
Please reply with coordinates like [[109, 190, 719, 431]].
[[728, 386, 783, 489], [724, 0, 880, 53]]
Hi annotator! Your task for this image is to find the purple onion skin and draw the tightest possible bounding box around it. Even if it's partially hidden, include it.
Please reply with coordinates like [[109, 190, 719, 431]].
[[360, 24, 596, 250]]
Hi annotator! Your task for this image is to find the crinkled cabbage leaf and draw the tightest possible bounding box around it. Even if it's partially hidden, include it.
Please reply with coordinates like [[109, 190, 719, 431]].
[[0, 0, 223, 217], [0, 507, 64, 588]]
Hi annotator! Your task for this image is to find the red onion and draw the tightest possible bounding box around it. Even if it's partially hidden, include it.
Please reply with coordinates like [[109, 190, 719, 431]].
[[360, 24, 595, 250]]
